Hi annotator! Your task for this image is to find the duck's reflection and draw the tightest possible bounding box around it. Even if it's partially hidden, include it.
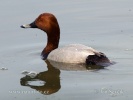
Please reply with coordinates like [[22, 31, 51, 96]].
[[20, 60, 106, 95], [20, 60, 61, 95]]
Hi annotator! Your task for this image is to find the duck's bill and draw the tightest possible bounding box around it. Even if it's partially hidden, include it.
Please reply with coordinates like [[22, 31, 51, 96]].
[[21, 24, 31, 28], [20, 21, 37, 28]]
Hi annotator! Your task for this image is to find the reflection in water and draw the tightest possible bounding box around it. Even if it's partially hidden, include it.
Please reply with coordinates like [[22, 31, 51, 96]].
[[20, 60, 106, 95], [20, 60, 61, 95]]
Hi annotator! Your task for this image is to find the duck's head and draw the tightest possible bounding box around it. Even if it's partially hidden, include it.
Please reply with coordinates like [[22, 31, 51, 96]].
[[21, 13, 60, 60]]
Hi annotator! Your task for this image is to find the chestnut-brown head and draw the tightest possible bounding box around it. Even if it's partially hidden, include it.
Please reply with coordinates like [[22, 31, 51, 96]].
[[21, 13, 60, 60]]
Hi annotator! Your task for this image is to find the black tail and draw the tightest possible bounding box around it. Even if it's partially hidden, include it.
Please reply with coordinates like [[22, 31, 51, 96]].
[[86, 52, 110, 67]]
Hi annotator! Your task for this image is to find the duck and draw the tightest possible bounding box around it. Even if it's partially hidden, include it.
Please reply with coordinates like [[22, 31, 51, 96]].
[[21, 13, 111, 66]]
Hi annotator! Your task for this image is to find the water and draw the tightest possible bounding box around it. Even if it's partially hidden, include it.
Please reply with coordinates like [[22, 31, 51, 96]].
[[0, 0, 133, 100]]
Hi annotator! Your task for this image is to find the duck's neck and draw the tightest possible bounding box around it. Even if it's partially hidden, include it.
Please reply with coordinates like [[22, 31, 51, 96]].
[[41, 30, 60, 60]]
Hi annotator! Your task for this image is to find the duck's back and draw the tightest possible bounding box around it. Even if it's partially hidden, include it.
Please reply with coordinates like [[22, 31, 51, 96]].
[[47, 44, 99, 64]]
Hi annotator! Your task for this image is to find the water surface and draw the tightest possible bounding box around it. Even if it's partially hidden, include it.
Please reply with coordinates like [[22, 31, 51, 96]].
[[0, 0, 133, 100]]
